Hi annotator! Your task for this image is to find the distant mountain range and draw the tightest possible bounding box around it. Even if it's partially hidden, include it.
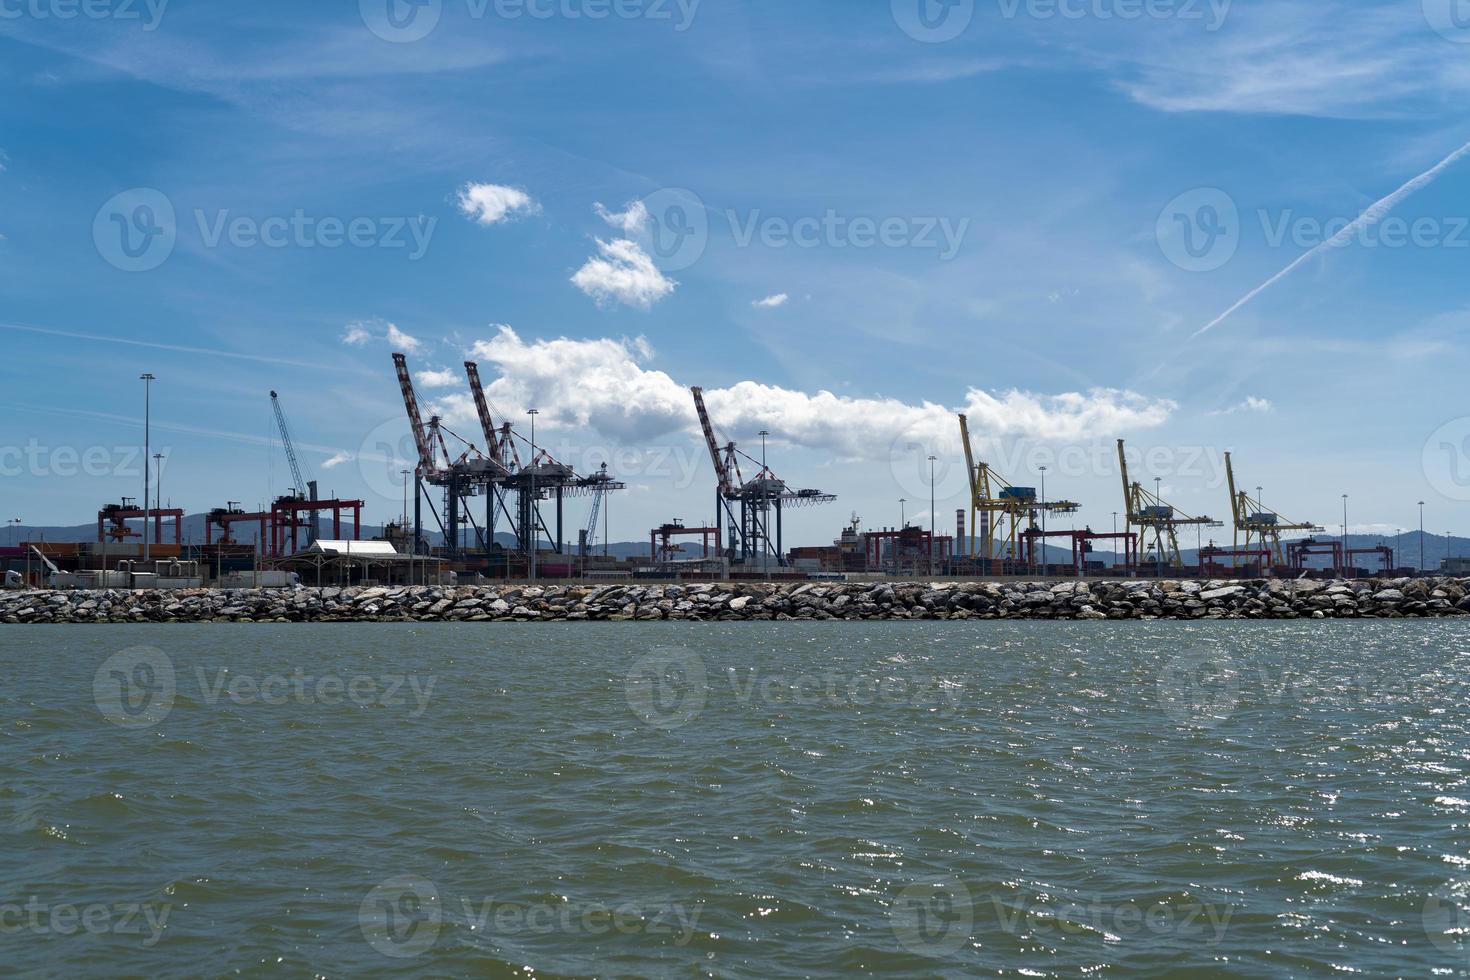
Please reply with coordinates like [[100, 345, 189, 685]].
[[4, 517, 1463, 570], [2, 514, 659, 559]]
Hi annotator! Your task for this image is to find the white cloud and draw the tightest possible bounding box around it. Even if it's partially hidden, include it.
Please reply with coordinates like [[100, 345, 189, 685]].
[[1109, 3, 1454, 118], [442, 326, 1174, 455], [322, 451, 353, 469], [1208, 396, 1273, 417], [385, 324, 423, 353], [417, 367, 460, 388], [343, 319, 423, 353], [752, 293, 789, 309], [457, 182, 539, 226], [594, 200, 649, 235], [571, 238, 676, 309]]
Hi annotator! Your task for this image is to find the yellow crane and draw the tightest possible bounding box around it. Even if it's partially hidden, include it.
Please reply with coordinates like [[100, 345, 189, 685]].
[[1118, 438, 1221, 568], [1224, 451, 1322, 566], [959, 413, 1079, 564]]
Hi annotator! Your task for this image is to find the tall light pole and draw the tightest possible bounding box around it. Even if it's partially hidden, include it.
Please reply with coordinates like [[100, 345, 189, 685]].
[[1341, 494, 1349, 576], [527, 409, 539, 581], [928, 454, 938, 573], [899, 498, 906, 528], [1419, 500, 1426, 573], [6, 518, 19, 547], [1154, 477, 1163, 576], [140, 373, 155, 564], [153, 453, 165, 558], [759, 430, 770, 562]]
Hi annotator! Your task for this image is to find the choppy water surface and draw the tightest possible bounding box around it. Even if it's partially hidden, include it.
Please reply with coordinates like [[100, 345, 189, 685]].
[[3, 621, 1470, 976]]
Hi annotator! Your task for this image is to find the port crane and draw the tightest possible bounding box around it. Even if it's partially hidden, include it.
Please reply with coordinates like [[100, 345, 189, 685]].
[[270, 390, 314, 501], [958, 413, 1078, 564], [1118, 439, 1222, 568], [1224, 452, 1323, 567], [691, 386, 835, 567]]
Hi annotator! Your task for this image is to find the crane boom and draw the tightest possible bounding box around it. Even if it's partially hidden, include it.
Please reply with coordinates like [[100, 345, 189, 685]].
[[393, 353, 435, 476], [691, 387, 732, 494], [270, 390, 309, 496], [1225, 451, 1241, 526], [464, 361, 500, 463], [958, 413, 978, 500], [1117, 439, 1135, 523]]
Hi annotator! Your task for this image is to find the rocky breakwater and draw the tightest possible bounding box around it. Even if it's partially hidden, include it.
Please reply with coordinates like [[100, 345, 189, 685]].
[[3, 578, 1470, 624]]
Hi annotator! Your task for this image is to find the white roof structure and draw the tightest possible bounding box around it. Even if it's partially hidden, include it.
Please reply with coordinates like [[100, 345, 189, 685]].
[[306, 539, 400, 558]]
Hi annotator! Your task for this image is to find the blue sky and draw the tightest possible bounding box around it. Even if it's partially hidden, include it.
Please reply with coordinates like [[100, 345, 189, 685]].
[[3, 0, 1470, 548]]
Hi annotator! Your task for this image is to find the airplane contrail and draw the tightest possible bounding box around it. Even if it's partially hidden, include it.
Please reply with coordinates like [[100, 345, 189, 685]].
[[1192, 138, 1470, 339]]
